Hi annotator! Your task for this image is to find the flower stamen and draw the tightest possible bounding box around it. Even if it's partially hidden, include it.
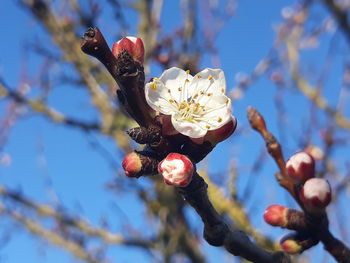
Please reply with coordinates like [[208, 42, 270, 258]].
[[151, 82, 157, 90]]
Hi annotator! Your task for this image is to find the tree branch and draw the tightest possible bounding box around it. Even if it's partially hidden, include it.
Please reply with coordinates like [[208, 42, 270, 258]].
[[248, 106, 350, 263], [178, 173, 290, 263], [80, 27, 291, 263], [0, 81, 101, 132]]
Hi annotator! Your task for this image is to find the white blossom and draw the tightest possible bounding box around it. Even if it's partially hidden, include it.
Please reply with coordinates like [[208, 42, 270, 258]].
[[145, 67, 232, 138]]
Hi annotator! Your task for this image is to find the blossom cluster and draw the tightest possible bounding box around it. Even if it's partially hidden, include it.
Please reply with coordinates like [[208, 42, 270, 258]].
[[115, 37, 236, 187], [264, 151, 332, 254]]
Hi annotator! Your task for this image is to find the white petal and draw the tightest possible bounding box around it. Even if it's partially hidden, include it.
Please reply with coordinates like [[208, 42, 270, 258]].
[[159, 67, 193, 101], [171, 116, 207, 138], [201, 96, 232, 130], [145, 79, 177, 115], [189, 68, 226, 98], [125, 36, 138, 43], [201, 94, 231, 109]]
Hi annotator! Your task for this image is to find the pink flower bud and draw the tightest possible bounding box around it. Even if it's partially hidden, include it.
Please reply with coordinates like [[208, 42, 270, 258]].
[[300, 178, 332, 213], [203, 116, 237, 145], [112, 36, 145, 63], [286, 152, 315, 183], [263, 205, 288, 227], [304, 145, 324, 161], [270, 71, 284, 84], [122, 152, 142, 177], [158, 153, 194, 187]]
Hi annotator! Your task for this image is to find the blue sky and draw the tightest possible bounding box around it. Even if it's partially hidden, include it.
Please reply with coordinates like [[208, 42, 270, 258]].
[[0, 1, 347, 262]]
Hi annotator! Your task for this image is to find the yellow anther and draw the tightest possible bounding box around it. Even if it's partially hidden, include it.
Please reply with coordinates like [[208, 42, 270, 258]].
[[206, 125, 211, 129], [168, 89, 171, 93], [186, 70, 190, 74], [207, 93, 212, 96], [185, 79, 190, 83], [193, 94, 199, 99], [178, 87, 182, 91], [197, 75, 202, 79], [208, 75, 213, 80], [221, 88, 225, 93], [153, 77, 159, 81], [151, 83, 157, 90], [218, 117, 222, 123], [169, 99, 174, 103], [176, 100, 209, 122], [226, 98, 229, 104], [200, 91, 204, 95]]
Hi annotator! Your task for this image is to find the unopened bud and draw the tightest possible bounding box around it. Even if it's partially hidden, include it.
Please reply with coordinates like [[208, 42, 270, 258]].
[[280, 232, 318, 254], [204, 116, 237, 145], [286, 152, 315, 184], [270, 71, 284, 84], [264, 205, 288, 227], [304, 145, 324, 161], [247, 106, 267, 133], [300, 178, 332, 213], [280, 237, 303, 254], [122, 152, 142, 177], [158, 153, 194, 187], [126, 126, 161, 144], [112, 36, 145, 63]]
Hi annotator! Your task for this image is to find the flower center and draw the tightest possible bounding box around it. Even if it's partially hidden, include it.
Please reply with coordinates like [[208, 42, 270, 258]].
[[176, 101, 205, 122]]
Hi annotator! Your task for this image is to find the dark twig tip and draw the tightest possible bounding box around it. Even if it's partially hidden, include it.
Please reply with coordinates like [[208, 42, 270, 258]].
[[83, 27, 97, 40]]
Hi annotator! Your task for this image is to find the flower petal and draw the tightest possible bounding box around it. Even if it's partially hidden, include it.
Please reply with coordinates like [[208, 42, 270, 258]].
[[171, 116, 207, 138], [159, 67, 193, 101], [201, 96, 232, 130], [189, 68, 226, 98], [200, 94, 231, 109], [145, 79, 177, 115]]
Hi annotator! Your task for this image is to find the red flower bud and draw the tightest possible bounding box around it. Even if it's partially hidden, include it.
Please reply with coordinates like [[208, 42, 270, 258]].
[[112, 36, 145, 63], [158, 153, 194, 187], [300, 178, 332, 213], [122, 152, 142, 177], [286, 152, 315, 184], [203, 116, 237, 145], [263, 205, 288, 227]]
